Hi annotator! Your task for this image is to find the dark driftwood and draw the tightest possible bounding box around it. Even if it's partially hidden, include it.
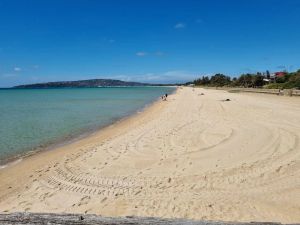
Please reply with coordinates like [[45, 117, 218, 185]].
[[0, 213, 297, 225]]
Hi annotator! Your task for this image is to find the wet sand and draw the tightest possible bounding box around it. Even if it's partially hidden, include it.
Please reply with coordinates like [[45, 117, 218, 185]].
[[0, 87, 299, 223]]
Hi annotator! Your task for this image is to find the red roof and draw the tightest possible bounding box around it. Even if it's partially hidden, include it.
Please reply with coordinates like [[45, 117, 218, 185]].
[[275, 72, 285, 77]]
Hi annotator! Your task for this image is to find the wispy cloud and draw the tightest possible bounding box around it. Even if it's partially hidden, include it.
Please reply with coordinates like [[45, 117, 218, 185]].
[[135, 51, 165, 57], [241, 68, 255, 73], [174, 22, 186, 29], [136, 52, 148, 57], [277, 65, 294, 72], [108, 39, 115, 43], [98, 70, 198, 84], [13, 67, 21, 72], [155, 51, 164, 56], [1, 73, 18, 78], [153, 70, 197, 83], [277, 65, 286, 70]]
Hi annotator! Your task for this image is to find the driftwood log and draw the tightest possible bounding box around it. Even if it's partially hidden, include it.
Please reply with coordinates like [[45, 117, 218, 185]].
[[0, 213, 297, 225]]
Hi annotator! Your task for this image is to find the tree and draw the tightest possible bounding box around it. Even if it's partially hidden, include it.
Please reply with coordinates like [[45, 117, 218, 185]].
[[191, 68, 300, 89], [237, 74, 253, 87], [252, 73, 264, 87], [210, 74, 231, 87], [194, 76, 210, 85]]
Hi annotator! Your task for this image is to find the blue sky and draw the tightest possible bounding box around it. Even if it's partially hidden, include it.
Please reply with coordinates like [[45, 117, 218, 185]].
[[0, 0, 300, 87]]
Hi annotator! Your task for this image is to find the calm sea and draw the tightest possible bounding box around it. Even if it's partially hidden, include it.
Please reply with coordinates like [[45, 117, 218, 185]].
[[0, 87, 174, 164]]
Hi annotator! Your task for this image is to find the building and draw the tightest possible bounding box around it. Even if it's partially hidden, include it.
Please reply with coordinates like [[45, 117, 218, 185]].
[[275, 72, 286, 78]]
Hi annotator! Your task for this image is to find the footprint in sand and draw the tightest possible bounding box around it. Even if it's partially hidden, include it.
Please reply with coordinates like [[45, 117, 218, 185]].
[[78, 196, 91, 206], [101, 197, 107, 203]]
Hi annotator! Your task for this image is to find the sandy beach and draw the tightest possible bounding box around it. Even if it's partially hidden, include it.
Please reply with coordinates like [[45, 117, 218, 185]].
[[0, 87, 299, 223]]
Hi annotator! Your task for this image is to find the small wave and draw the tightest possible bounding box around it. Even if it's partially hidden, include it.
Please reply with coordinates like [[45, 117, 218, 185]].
[[0, 158, 23, 170]]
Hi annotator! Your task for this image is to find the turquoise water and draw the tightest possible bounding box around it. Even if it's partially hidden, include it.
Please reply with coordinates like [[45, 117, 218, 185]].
[[0, 87, 174, 164]]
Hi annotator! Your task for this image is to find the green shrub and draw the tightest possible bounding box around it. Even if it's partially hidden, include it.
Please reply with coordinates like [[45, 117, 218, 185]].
[[264, 83, 284, 89]]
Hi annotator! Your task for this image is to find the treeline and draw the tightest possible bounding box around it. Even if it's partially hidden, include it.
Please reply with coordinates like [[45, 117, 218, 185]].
[[192, 69, 300, 89]]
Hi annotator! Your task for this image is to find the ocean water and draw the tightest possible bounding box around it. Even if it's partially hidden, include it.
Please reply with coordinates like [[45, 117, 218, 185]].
[[0, 87, 174, 164]]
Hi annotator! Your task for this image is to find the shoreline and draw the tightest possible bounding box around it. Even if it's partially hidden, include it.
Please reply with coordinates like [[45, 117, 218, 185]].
[[0, 87, 299, 223], [0, 88, 176, 201], [0, 88, 176, 169]]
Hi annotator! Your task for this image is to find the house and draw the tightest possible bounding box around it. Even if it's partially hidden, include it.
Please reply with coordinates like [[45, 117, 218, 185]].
[[275, 72, 286, 78], [269, 72, 286, 82]]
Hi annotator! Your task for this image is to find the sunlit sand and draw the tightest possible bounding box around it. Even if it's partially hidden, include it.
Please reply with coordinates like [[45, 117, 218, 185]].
[[0, 87, 300, 223]]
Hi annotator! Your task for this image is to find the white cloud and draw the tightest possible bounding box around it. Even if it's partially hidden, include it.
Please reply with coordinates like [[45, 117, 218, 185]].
[[14, 67, 21, 72], [136, 52, 148, 57], [174, 22, 186, 29]]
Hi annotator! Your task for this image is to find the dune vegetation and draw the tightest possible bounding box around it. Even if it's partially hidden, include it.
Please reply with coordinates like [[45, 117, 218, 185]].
[[192, 69, 300, 89]]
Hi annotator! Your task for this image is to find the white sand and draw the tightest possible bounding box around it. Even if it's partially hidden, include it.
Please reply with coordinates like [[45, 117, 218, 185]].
[[0, 87, 300, 223]]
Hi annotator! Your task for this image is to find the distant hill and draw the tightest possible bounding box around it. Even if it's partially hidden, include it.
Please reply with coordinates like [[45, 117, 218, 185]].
[[13, 79, 150, 88]]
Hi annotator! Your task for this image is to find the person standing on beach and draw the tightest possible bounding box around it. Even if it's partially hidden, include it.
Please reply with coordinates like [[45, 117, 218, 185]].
[[161, 94, 168, 101]]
